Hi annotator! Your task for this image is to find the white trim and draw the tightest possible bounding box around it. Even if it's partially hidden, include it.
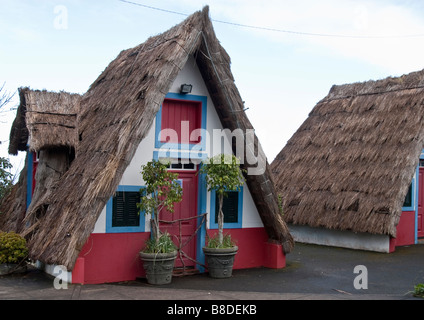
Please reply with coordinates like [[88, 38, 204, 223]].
[[290, 224, 391, 253]]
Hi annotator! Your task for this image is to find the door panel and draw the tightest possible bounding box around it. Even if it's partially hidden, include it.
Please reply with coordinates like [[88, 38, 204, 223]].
[[418, 168, 424, 238], [160, 99, 201, 144], [160, 172, 198, 268]]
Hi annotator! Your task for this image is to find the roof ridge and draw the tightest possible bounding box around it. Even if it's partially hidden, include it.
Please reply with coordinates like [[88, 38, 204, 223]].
[[323, 69, 424, 102]]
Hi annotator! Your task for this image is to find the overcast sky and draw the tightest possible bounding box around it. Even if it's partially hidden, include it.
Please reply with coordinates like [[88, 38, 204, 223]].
[[2, 0, 424, 174]]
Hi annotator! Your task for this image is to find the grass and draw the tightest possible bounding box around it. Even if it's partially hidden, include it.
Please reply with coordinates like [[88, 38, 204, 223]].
[[206, 234, 236, 249], [143, 233, 177, 254]]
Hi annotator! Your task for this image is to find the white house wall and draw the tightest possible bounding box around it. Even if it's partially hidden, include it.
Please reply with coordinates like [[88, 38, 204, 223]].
[[290, 225, 391, 253], [92, 55, 263, 233]]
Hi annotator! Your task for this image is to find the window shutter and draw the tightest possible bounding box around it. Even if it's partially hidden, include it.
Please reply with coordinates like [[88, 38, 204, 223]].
[[112, 191, 140, 227], [215, 191, 239, 224], [403, 184, 413, 208]]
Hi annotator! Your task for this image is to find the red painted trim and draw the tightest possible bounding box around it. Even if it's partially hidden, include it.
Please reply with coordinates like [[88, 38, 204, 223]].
[[394, 211, 416, 248], [73, 228, 286, 284], [206, 228, 286, 270], [263, 241, 286, 269], [419, 168, 424, 238], [72, 257, 85, 284], [389, 237, 396, 253], [73, 233, 149, 284]]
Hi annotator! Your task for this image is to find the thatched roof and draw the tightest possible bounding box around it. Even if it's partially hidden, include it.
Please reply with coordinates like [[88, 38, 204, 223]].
[[271, 69, 424, 238], [8, 87, 81, 155], [2, 7, 293, 269], [0, 154, 29, 233], [8, 88, 29, 155]]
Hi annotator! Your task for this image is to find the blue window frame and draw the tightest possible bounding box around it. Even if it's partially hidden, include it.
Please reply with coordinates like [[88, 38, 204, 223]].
[[210, 187, 243, 229], [106, 185, 145, 233], [26, 151, 34, 209], [402, 169, 417, 212]]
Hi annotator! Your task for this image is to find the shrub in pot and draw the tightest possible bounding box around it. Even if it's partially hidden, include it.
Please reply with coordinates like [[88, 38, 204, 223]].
[[137, 160, 182, 285], [199, 154, 245, 278], [0, 231, 28, 275]]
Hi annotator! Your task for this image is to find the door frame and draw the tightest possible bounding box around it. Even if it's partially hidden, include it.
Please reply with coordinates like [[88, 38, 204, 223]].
[[164, 168, 199, 268], [153, 93, 209, 271], [152, 153, 208, 271], [418, 166, 424, 238]]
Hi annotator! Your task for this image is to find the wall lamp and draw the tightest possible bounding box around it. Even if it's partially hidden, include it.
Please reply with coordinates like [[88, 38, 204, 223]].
[[180, 84, 193, 94]]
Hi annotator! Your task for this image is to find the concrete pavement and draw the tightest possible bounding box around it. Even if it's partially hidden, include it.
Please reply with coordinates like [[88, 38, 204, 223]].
[[1, 243, 423, 300]]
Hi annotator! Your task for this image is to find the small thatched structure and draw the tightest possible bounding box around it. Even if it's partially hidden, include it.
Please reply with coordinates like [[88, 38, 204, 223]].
[[0, 156, 28, 233], [8, 88, 29, 156], [1, 7, 293, 270], [3, 88, 80, 233], [271, 69, 424, 238], [9, 87, 80, 155]]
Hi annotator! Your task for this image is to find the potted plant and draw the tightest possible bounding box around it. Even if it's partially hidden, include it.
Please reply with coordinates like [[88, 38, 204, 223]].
[[0, 231, 28, 276], [137, 160, 183, 285], [199, 154, 245, 278]]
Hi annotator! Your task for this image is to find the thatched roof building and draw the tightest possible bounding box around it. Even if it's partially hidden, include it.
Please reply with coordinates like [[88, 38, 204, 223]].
[[9, 87, 81, 155], [2, 88, 81, 234], [1, 6, 293, 270], [271, 69, 424, 241]]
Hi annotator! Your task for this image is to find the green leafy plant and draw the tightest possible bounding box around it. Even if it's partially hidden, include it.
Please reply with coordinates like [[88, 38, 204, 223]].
[[137, 160, 183, 253], [200, 154, 245, 248], [413, 284, 424, 298], [0, 157, 13, 207], [143, 232, 177, 254], [0, 84, 15, 212], [206, 233, 236, 249], [0, 231, 28, 264]]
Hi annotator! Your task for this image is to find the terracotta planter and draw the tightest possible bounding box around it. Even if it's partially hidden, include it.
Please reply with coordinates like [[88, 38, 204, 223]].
[[203, 246, 238, 278], [140, 251, 177, 285]]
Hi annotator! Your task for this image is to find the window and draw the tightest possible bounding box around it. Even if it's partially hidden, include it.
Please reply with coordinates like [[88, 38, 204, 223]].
[[112, 191, 140, 228], [155, 93, 208, 152], [210, 188, 243, 229], [165, 158, 197, 171], [160, 99, 202, 144], [106, 186, 145, 233], [215, 192, 239, 224], [403, 184, 413, 208], [402, 177, 416, 212]]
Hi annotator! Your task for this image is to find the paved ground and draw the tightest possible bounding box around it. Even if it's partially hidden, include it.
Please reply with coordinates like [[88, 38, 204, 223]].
[[1, 243, 424, 301]]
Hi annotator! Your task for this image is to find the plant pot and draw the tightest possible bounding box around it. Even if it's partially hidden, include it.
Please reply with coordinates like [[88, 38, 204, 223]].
[[139, 251, 177, 285], [203, 246, 238, 279], [0, 263, 27, 276]]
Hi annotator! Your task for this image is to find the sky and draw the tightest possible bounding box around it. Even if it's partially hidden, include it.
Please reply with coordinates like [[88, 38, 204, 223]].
[[1, 0, 424, 176]]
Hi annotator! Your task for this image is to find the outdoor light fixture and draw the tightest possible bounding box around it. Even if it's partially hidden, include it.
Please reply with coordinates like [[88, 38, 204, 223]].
[[180, 84, 193, 94]]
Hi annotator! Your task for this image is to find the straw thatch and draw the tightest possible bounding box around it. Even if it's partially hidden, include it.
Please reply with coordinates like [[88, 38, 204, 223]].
[[271, 69, 424, 238], [2, 7, 293, 270], [25, 89, 80, 152], [8, 87, 81, 155], [8, 88, 29, 156], [0, 154, 28, 233]]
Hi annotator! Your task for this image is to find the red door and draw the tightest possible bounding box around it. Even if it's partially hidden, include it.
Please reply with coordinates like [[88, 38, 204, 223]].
[[160, 171, 198, 268], [418, 168, 424, 238]]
